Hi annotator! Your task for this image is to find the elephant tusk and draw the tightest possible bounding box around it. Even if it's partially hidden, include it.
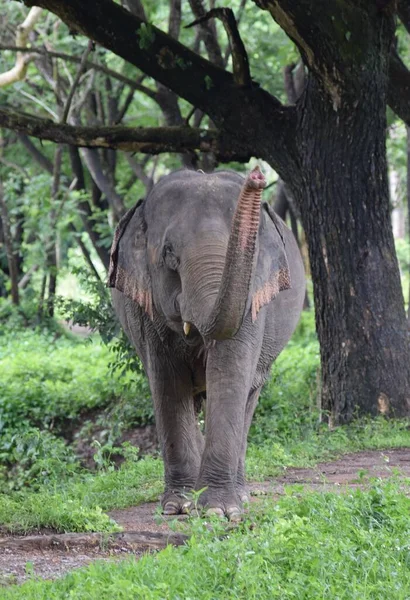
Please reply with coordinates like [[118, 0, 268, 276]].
[[183, 322, 191, 336]]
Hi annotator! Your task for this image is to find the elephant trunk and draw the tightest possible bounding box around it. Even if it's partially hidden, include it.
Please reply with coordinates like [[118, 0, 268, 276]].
[[194, 166, 266, 340]]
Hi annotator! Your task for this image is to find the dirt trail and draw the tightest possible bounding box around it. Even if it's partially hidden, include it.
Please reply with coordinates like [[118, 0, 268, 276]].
[[1, 448, 409, 585]]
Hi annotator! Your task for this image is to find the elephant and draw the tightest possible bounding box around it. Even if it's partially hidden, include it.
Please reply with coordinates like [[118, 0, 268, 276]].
[[108, 166, 305, 520]]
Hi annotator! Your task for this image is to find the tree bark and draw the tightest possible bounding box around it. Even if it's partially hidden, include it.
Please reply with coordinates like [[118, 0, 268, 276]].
[[46, 144, 63, 318], [291, 74, 410, 422], [407, 125, 410, 320]]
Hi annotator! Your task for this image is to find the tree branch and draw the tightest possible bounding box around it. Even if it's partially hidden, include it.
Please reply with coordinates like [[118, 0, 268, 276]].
[[61, 40, 94, 123], [21, 0, 290, 170], [0, 7, 43, 88], [169, 0, 182, 40], [17, 133, 53, 173], [188, 0, 224, 67], [0, 45, 158, 98], [0, 107, 252, 162], [187, 8, 251, 87]]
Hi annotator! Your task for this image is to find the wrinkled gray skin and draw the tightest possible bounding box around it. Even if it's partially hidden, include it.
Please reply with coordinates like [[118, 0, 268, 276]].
[[110, 169, 305, 519]]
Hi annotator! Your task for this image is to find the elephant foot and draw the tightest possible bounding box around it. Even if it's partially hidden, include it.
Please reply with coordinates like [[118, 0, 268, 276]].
[[196, 487, 243, 522], [161, 489, 192, 515]]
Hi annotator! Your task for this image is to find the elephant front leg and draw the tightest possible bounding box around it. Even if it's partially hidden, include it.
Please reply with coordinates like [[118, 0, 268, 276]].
[[195, 341, 256, 520], [150, 367, 204, 515], [237, 386, 262, 504]]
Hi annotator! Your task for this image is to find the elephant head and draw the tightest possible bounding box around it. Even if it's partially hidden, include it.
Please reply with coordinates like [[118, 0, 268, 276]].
[[108, 167, 291, 342]]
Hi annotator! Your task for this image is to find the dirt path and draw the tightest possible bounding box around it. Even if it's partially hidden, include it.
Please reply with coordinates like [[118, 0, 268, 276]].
[[1, 448, 409, 586]]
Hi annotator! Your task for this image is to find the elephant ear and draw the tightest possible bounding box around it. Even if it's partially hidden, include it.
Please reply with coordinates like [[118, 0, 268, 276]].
[[108, 200, 153, 318], [251, 202, 292, 322]]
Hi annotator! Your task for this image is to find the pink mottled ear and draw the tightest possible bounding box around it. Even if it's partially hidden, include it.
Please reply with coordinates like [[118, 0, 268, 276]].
[[108, 201, 153, 318], [251, 203, 291, 321]]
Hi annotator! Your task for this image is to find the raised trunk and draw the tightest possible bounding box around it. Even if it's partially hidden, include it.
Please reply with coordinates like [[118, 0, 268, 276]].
[[290, 70, 410, 422], [198, 167, 265, 339]]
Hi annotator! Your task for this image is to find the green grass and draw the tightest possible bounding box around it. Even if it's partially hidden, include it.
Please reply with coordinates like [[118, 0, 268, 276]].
[[247, 416, 410, 479], [4, 479, 410, 599], [0, 454, 163, 534]]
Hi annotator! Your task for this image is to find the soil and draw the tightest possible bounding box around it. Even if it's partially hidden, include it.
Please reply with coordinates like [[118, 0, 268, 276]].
[[1, 447, 409, 586]]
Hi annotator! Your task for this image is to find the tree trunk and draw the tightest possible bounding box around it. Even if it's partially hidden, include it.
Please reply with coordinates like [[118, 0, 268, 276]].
[[46, 144, 63, 319], [407, 125, 410, 320], [0, 182, 19, 305], [290, 71, 410, 423]]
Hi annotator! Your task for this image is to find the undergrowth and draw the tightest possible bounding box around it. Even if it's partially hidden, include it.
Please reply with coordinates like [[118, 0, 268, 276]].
[[4, 479, 410, 599]]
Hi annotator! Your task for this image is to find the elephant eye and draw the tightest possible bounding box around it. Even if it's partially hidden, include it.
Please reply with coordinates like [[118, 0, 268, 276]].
[[162, 243, 179, 271]]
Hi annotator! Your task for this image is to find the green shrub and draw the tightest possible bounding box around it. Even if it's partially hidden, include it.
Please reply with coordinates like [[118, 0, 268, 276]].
[[0, 426, 79, 491], [0, 328, 152, 490], [251, 311, 320, 444]]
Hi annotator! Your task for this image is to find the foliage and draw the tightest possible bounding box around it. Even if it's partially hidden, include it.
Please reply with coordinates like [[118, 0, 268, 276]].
[[251, 311, 320, 445], [4, 479, 410, 599], [0, 323, 152, 491]]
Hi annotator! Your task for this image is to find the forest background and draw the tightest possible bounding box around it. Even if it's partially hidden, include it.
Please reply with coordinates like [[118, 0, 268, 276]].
[[1, 1, 410, 596]]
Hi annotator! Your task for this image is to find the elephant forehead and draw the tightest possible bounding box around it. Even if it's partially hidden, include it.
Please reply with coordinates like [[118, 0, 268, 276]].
[[144, 176, 240, 224]]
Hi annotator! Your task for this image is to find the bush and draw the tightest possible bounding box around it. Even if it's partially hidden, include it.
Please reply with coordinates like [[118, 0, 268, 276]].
[[251, 311, 320, 444], [0, 327, 152, 490]]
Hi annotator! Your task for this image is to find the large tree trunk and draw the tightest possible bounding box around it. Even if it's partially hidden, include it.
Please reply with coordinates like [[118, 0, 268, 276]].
[[290, 72, 410, 423]]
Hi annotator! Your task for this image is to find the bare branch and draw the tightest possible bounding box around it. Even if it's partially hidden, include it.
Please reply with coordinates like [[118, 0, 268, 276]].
[[0, 46, 157, 98], [169, 0, 182, 40], [80, 148, 124, 220], [0, 7, 43, 88], [115, 87, 135, 124], [18, 134, 53, 173], [222, 0, 247, 67], [126, 153, 154, 192], [187, 8, 251, 87], [0, 107, 253, 162], [188, 0, 224, 67], [61, 40, 94, 123]]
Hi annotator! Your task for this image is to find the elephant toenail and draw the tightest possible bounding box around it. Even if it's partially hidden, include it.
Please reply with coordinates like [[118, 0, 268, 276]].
[[181, 501, 192, 514], [205, 507, 225, 518], [227, 507, 242, 522], [163, 501, 180, 515]]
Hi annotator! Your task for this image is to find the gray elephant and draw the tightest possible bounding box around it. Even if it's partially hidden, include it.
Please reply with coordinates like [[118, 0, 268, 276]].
[[108, 166, 305, 520]]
